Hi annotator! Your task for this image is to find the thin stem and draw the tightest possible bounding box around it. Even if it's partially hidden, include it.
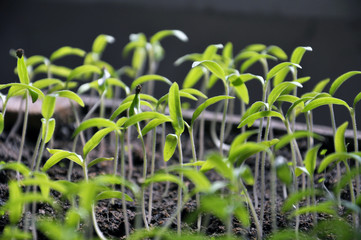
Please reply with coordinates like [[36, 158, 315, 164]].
[[260, 117, 271, 230], [127, 126, 134, 180], [30, 130, 42, 171], [269, 153, 277, 232], [177, 135, 184, 235], [16, 92, 29, 181], [350, 109, 360, 227], [161, 121, 170, 197], [344, 161, 357, 227], [120, 133, 130, 237], [219, 84, 230, 157], [239, 180, 262, 239], [136, 123, 149, 230], [35, 120, 49, 172], [147, 128, 157, 222]]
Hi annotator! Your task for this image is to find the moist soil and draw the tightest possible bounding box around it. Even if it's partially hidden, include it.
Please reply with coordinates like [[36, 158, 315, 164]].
[[0, 119, 356, 239]]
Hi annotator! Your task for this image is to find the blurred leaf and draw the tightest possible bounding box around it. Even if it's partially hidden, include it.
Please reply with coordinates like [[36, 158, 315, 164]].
[[16, 52, 30, 84], [201, 153, 232, 180], [238, 165, 254, 185], [291, 201, 336, 217], [275, 131, 323, 150], [267, 62, 301, 81], [240, 53, 276, 73], [312, 78, 330, 93], [95, 190, 133, 202], [150, 29, 188, 43], [123, 112, 171, 129], [304, 144, 322, 177], [334, 121, 348, 153], [34, 64, 71, 78], [92, 34, 115, 55], [131, 74, 172, 91], [67, 65, 101, 82], [182, 67, 204, 89], [32, 78, 64, 90], [275, 156, 292, 185], [73, 118, 116, 137], [282, 188, 323, 212], [141, 118, 171, 136], [50, 46, 85, 62], [268, 81, 302, 107], [318, 152, 361, 173], [228, 142, 268, 164], [0, 112, 4, 134], [267, 45, 288, 60], [57, 90, 84, 107], [41, 95, 56, 119], [144, 173, 184, 189]]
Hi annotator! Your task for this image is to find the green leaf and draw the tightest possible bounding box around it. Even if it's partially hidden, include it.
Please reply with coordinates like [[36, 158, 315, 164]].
[[123, 112, 171, 129], [57, 90, 84, 107], [174, 53, 203, 66], [334, 121, 348, 153], [290, 46, 312, 65], [267, 62, 301, 81], [106, 77, 130, 95], [268, 81, 303, 107], [334, 167, 361, 195], [7, 181, 23, 224], [180, 88, 208, 99], [192, 60, 226, 82], [272, 67, 290, 87], [163, 134, 178, 162], [238, 165, 254, 185], [275, 131, 323, 150], [50, 46, 85, 62], [329, 71, 361, 96], [240, 53, 277, 73], [0, 112, 4, 134], [41, 95, 56, 119], [25, 55, 47, 67], [32, 78, 64, 89], [83, 127, 114, 157], [228, 142, 268, 164], [238, 111, 285, 128], [95, 190, 133, 202], [191, 95, 234, 127], [202, 44, 223, 60], [141, 118, 171, 136], [43, 149, 83, 171], [282, 188, 323, 212], [73, 118, 116, 137], [132, 47, 146, 71], [228, 74, 249, 104], [266, 45, 288, 60], [110, 100, 153, 121], [0, 162, 31, 178], [67, 65, 101, 82], [144, 173, 184, 189], [150, 29, 188, 43], [168, 82, 184, 136], [34, 64, 71, 78], [88, 157, 114, 168], [229, 130, 258, 157], [302, 97, 350, 112], [94, 175, 140, 196], [291, 201, 336, 217], [312, 78, 330, 93], [201, 153, 232, 180], [275, 156, 292, 185], [304, 144, 322, 176], [353, 92, 361, 108], [174, 167, 211, 193], [240, 101, 268, 123], [131, 74, 172, 91], [318, 152, 361, 173], [41, 118, 56, 143], [0, 83, 45, 101], [182, 67, 205, 89], [92, 34, 115, 54], [17, 52, 30, 84], [276, 94, 300, 104]]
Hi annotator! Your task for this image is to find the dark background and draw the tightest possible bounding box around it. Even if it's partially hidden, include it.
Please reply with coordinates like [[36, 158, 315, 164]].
[[1, 0, 361, 127]]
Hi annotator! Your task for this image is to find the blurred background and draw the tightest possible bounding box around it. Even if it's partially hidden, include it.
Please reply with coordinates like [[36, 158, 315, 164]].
[[1, 0, 361, 127]]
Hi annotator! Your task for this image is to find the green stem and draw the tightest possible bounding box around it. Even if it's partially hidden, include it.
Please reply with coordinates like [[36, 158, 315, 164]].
[[219, 84, 230, 156], [147, 128, 157, 222], [136, 123, 149, 230], [260, 116, 271, 229], [16, 91, 29, 181], [350, 109, 360, 199], [35, 119, 49, 172], [30, 130, 42, 171], [177, 135, 183, 235], [120, 133, 130, 237], [344, 161, 357, 227]]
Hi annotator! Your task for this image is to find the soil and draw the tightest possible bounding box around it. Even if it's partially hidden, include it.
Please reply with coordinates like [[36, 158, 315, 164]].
[[0, 117, 357, 240]]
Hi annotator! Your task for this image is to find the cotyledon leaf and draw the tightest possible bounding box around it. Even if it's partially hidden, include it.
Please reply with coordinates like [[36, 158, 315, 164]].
[[329, 71, 361, 96], [302, 97, 350, 113], [168, 82, 184, 136], [130, 74, 172, 91], [163, 134, 178, 162]]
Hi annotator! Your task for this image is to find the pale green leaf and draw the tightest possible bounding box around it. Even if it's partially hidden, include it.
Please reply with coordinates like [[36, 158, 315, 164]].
[[275, 131, 323, 150], [192, 60, 226, 82], [88, 157, 114, 168], [266, 45, 288, 60], [191, 95, 234, 126], [290, 46, 312, 65], [73, 118, 116, 137], [268, 81, 303, 107], [123, 112, 171, 128], [238, 111, 285, 128], [41, 118, 56, 143], [228, 142, 268, 164], [131, 74, 172, 91], [312, 78, 330, 93], [41, 95, 56, 119], [57, 90, 84, 107], [150, 29, 188, 43], [168, 82, 184, 135], [92, 34, 115, 54], [163, 134, 178, 162], [67, 65, 101, 82], [95, 190, 133, 202], [16, 51, 30, 84], [32, 78, 64, 89], [334, 121, 348, 153], [267, 62, 301, 81], [275, 156, 292, 185], [182, 66, 204, 88], [50, 46, 85, 62], [83, 127, 114, 157], [141, 118, 171, 136], [304, 144, 322, 176], [302, 97, 350, 112], [329, 71, 361, 96], [43, 149, 83, 171], [318, 152, 361, 173]]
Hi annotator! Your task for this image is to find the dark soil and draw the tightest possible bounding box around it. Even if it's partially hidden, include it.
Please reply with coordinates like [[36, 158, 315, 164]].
[[0, 119, 358, 239]]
